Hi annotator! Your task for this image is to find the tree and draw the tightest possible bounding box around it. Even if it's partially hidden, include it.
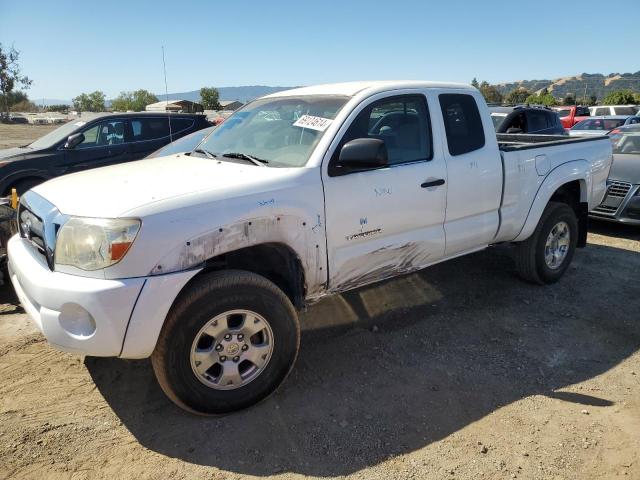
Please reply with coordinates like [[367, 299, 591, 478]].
[[46, 104, 69, 113], [72, 90, 105, 112], [479, 81, 503, 104], [111, 89, 158, 112], [471, 78, 479, 89], [0, 43, 32, 119], [505, 88, 531, 104], [562, 94, 575, 106], [602, 89, 637, 105], [10, 99, 37, 112], [200, 87, 221, 110], [525, 92, 557, 107]]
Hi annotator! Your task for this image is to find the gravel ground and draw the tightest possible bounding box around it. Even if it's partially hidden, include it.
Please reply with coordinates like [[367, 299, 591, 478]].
[[0, 124, 59, 149], [0, 221, 638, 480]]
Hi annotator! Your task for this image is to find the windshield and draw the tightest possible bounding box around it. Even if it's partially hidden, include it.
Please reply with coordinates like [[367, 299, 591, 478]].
[[490, 113, 507, 129], [556, 109, 570, 118], [610, 130, 640, 155], [147, 126, 215, 158], [197, 95, 349, 167], [28, 119, 87, 149]]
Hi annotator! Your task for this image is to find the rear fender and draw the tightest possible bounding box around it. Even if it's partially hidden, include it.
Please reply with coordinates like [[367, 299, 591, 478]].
[[513, 160, 590, 243]]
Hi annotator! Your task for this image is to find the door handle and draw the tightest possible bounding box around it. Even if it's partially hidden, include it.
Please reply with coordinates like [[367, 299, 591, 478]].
[[421, 179, 445, 188]]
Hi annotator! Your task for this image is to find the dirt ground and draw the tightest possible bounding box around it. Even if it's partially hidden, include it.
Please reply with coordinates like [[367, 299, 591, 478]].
[[0, 124, 59, 149], [0, 125, 639, 479]]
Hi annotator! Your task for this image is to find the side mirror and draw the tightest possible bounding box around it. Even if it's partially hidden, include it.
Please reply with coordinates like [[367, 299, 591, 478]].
[[337, 138, 388, 172], [64, 132, 85, 149], [506, 127, 523, 134]]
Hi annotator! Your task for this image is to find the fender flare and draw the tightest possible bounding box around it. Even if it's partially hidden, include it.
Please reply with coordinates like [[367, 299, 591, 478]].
[[513, 160, 590, 243]]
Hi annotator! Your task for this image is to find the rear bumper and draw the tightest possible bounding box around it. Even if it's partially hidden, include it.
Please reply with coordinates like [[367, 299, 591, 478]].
[[8, 235, 200, 358]]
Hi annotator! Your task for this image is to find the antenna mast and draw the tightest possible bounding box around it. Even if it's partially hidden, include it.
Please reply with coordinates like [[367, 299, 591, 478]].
[[162, 46, 173, 142]]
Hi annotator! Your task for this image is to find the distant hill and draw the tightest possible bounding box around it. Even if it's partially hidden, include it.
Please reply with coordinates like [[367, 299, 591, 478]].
[[495, 72, 640, 100], [153, 85, 296, 104], [32, 98, 72, 107]]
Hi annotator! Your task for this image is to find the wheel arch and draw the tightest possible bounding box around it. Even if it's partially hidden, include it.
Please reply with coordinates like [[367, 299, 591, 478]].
[[513, 160, 590, 245]]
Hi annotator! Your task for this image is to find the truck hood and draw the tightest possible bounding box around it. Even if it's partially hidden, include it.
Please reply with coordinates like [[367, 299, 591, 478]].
[[609, 153, 640, 184], [32, 154, 303, 217]]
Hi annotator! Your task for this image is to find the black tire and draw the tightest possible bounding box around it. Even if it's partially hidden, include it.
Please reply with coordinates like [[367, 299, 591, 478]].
[[514, 201, 578, 285], [151, 270, 300, 415]]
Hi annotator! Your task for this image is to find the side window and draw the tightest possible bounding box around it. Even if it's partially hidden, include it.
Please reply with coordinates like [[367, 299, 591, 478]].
[[170, 118, 195, 134], [334, 95, 432, 167], [594, 107, 609, 116], [438, 94, 485, 156], [76, 120, 126, 149], [131, 118, 171, 141], [527, 111, 549, 132]]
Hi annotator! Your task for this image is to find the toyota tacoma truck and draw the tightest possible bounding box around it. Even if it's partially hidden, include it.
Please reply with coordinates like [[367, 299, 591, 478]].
[[8, 81, 612, 415]]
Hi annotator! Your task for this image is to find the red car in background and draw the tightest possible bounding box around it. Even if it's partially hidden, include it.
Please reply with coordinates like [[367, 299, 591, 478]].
[[553, 105, 590, 129]]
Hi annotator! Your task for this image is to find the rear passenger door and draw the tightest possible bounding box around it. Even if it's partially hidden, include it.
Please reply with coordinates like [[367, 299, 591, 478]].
[[128, 117, 196, 159], [434, 91, 502, 256]]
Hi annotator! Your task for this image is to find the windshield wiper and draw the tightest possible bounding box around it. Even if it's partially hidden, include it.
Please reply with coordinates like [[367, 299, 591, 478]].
[[191, 148, 217, 159], [222, 152, 268, 167]]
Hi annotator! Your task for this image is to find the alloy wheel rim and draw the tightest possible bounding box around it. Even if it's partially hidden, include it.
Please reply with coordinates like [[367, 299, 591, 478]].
[[544, 221, 570, 269], [190, 309, 274, 390]]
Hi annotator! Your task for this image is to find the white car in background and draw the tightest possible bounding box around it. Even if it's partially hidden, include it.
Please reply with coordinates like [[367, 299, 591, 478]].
[[589, 105, 638, 116]]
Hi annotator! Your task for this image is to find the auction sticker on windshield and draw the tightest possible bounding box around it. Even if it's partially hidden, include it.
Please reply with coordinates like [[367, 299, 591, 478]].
[[293, 115, 332, 131]]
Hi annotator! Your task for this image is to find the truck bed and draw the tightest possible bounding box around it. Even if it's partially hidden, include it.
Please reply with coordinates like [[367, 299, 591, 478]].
[[497, 133, 608, 152]]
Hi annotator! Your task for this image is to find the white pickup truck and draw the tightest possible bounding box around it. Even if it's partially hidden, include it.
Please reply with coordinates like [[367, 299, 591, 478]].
[[8, 81, 612, 414]]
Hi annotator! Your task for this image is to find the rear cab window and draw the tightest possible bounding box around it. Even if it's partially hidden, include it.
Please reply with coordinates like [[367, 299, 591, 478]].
[[438, 93, 485, 155]]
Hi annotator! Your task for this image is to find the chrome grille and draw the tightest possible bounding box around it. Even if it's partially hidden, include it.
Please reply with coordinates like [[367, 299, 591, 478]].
[[17, 191, 68, 270], [607, 181, 632, 198]]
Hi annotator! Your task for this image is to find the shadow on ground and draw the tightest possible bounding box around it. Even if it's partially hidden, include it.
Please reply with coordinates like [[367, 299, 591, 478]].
[[86, 239, 640, 477]]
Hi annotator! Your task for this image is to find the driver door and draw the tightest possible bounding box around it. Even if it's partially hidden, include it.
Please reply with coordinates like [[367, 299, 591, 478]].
[[64, 119, 129, 173], [322, 92, 447, 291]]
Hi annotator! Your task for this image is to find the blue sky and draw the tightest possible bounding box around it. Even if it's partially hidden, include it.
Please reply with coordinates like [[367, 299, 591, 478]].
[[1, 0, 638, 100]]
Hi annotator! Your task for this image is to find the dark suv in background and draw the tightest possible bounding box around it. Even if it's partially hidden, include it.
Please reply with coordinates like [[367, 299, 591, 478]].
[[0, 112, 211, 194], [489, 105, 566, 135]]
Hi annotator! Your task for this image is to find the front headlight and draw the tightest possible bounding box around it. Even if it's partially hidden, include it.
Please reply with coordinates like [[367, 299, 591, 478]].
[[55, 217, 141, 271]]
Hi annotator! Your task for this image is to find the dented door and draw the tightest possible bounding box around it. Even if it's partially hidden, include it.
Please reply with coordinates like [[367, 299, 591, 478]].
[[321, 91, 447, 292]]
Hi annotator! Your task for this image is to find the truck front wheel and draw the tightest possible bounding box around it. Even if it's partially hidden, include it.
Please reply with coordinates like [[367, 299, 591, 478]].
[[151, 270, 300, 415], [514, 201, 578, 285]]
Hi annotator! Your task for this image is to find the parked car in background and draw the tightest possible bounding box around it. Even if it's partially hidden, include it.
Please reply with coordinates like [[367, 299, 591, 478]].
[[147, 126, 216, 158], [0, 112, 211, 194], [8, 81, 612, 414], [569, 116, 639, 136], [591, 124, 640, 224], [553, 105, 590, 129], [589, 105, 639, 116], [489, 105, 565, 135]]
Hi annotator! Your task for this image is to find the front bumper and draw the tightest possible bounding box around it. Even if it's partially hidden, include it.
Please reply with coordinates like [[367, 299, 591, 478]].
[[8, 235, 200, 358]]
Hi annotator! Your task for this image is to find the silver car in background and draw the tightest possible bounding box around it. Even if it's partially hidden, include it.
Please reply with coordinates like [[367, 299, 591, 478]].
[[590, 124, 640, 224], [570, 116, 640, 137]]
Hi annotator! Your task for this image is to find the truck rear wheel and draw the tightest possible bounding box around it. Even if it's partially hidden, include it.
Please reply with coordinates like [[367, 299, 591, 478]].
[[151, 270, 300, 415], [514, 201, 578, 285]]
